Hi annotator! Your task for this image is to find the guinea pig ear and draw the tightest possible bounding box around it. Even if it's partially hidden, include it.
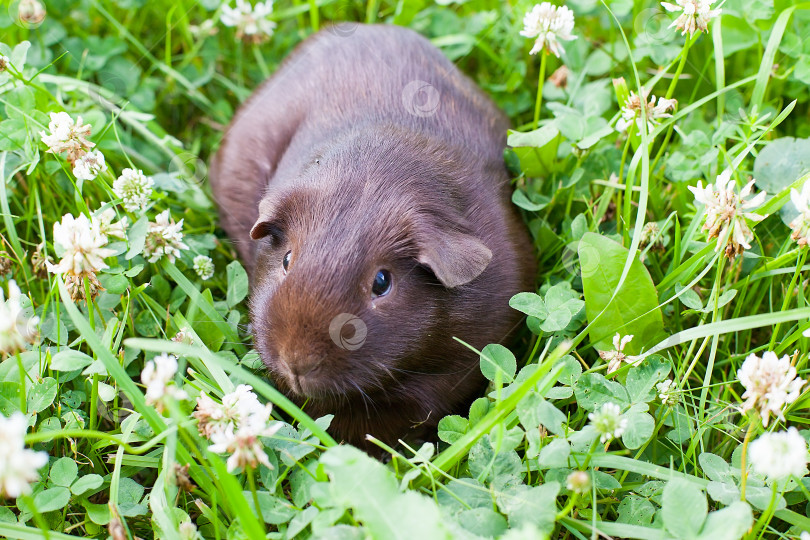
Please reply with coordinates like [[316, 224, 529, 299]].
[[417, 230, 492, 288], [250, 197, 281, 240], [250, 219, 278, 240]]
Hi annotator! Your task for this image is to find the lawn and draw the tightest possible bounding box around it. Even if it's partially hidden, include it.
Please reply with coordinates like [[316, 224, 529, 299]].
[[1, 0, 810, 538]]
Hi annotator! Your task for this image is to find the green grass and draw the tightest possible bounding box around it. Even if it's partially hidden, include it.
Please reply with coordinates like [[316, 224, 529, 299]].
[[2, 0, 810, 538]]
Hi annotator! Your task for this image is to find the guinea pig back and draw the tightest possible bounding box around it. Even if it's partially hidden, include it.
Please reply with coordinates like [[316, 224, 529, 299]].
[[210, 23, 536, 450]]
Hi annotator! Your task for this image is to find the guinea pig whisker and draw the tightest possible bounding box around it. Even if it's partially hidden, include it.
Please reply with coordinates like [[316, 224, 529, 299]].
[[365, 368, 387, 393], [364, 358, 405, 395], [330, 387, 343, 408], [379, 363, 475, 377], [327, 385, 347, 409], [370, 359, 396, 382], [365, 376, 388, 399], [350, 380, 375, 419], [356, 377, 382, 412]]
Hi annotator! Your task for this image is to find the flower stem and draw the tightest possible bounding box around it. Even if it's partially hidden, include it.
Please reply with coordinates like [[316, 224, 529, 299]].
[[555, 492, 580, 520], [748, 482, 779, 540], [84, 277, 95, 330], [532, 52, 548, 130], [769, 248, 807, 349], [740, 417, 758, 502], [247, 465, 261, 517], [697, 258, 725, 421], [581, 438, 600, 469], [89, 374, 99, 431], [617, 127, 634, 245], [665, 34, 695, 100], [16, 352, 27, 414]]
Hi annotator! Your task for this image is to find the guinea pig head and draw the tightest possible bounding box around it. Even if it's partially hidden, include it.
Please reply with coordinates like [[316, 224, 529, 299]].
[[247, 141, 492, 405]]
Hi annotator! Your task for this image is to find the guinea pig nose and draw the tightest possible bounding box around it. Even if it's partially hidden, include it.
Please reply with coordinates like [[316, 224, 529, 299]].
[[290, 360, 321, 378]]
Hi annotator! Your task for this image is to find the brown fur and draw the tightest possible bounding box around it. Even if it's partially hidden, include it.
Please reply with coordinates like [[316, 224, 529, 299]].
[[210, 24, 535, 450]]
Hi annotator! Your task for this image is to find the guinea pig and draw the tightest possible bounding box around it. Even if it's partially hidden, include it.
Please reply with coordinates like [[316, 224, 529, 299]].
[[210, 23, 536, 450]]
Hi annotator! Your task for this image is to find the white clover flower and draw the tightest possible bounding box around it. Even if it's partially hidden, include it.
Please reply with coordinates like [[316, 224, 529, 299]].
[[656, 379, 678, 405], [41, 113, 73, 148], [738, 351, 806, 427], [221, 0, 277, 43], [639, 221, 664, 249], [179, 520, 199, 540], [196, 384, 281, 472], [193, 255, 215, 281], [189, 19, 218, 38], [195, 384, 270, 438], [616, 89, 677, 134], [688, 169, 767, 259], [72, 149, 107, 181], [520, 2, 576, 58], [801, 532, 810, 540], [47, 213, 115, 277], [141, 353, 189, 411], [208, 423, 278, 473], [143, 210, 189, 264], [661, 0, 721, 36], [222, 385, 274, 434], [0, 55, 9, 73], [599, 333, 641, 374], [588, 402, 628, 444], [194, 393, 225, 438], [0, 280, 39, 358], [0, 412, 48, 498], [91, 208, 128, 243], [47, 212, 119, 302], [749, 427, 808, 481], [172, 327, 195, 346], [789, 182, 810, 247], [40, 112, 94, 164], [566, 470, 591, 494], [113, 168, 154, 212]]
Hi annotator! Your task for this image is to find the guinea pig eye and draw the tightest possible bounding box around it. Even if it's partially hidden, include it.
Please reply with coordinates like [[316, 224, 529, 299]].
[[282, 251, 292, 273], [371, 269, 392, 297]]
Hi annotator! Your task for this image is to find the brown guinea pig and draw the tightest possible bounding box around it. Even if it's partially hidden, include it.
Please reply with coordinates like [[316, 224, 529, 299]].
[[210, 23, 535, 450]]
